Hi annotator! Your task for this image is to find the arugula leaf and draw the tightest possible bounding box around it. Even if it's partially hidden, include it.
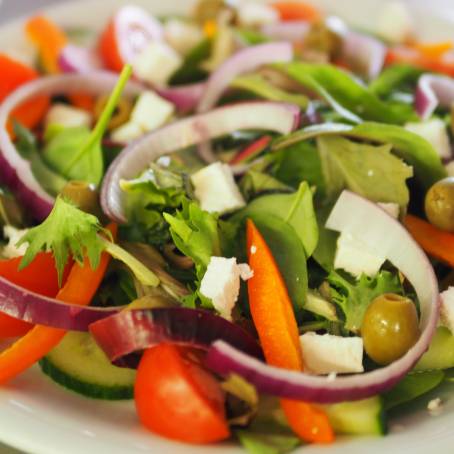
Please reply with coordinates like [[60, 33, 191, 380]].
[[327, 270, 403, 333], [369, 64, 422, 97], [231, 74, 309, 108], [317, 135, 413, 207], [383, 370, 445, 410], [276, 62, 416, 124], [18, 196, 105, 284], [239, 170, 292, 201], [274, 121, 446, 190]]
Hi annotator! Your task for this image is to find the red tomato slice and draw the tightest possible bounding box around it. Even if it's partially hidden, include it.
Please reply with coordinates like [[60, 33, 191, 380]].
[[135, 344, 230, 444], [98, 5, 163, 72], [271, 1, 322, 22]]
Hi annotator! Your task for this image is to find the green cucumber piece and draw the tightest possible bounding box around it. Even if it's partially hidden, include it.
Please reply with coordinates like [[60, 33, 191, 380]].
[[39, 331, 136, 400], [323, 397, 386, 435], [415, 327, 454, 371]]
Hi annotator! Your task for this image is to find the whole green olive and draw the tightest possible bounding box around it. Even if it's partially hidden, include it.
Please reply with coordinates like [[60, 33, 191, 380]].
[[60, 181, 102, 218], [425, 177, 454, 232], [361, 293, 419, 365]]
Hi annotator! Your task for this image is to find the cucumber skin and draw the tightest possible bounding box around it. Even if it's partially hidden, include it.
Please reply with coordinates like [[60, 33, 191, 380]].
[[39, 357, 134, 401]]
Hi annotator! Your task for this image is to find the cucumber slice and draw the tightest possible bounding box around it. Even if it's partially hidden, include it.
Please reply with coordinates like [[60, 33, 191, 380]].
[[323, 397, 386, 435], [39, 331, 136, 400], [415, 327, 454, 371]]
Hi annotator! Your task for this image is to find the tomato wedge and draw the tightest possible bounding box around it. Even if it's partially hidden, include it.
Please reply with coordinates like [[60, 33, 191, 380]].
[[271, 1, 321, 22], [135, 344, 230, 444]]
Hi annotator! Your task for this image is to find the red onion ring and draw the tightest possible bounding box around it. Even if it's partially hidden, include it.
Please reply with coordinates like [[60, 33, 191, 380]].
[[197, 42, 294, 113], [0, 72, 143, 220], [58, 44, 102, 73], [206, 191, 440, 403], [156, 82, 206, 113], [415, 74, 454, 120], [261, 21, 310, 42], [100, 101, 301, 223]]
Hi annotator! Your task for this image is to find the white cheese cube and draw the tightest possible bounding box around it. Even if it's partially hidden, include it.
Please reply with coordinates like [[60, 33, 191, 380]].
[[300, 332, 364, 374], [164, 19, 204, 56], [45, 103, 92, 129], [200, 257, 253, 320], [405, 119, 451, 159], [334, 231, 386, 278], [376, 1, 413, 44], [111, 121, 143, 143], [440, 287, 454, 334], [237, 2, 279, 28], [445, 161, 454, 177], [3, 226, 29, 259], [191, 162, 246, 214], [132, 41, 182, 87], [130, 91, 175, 133], [377, 202, 399, 219]]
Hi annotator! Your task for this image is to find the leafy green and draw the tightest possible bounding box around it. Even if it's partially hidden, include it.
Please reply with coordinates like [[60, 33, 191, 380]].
[[231, 74, 309, 108], [235, 28, 269, 45], [415, 327, 454, 371], [317, 135, 413, 207], [369, 64, 422, 97], [44, 65, 133, 185], [276, 62, 416, 124], [327, 270, 403, 332], [236, 430, 300, 454], [239, 170, 292, 201], [18, 196, 106, 284], [92, 267, 137, 307], [383, 370, 445, 410], [312, 203, 338, 270], [274, 121, 446, 190]]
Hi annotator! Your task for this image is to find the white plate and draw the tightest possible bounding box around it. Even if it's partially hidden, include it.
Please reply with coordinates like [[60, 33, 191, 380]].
[[0, 1, 454, 453]]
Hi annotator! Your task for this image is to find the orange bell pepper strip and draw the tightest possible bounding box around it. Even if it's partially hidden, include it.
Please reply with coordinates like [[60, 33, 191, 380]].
[[0, 252, 71, 339], [25, 16, 68, 74], [0, 224, 117, 384], [404, 215, 454, 267], [414, 41, 454, 59], [0, 54, 50, 135], [271, 1, 322, 22], [246, 220, 334, 444], [68, 93, 95, 113]]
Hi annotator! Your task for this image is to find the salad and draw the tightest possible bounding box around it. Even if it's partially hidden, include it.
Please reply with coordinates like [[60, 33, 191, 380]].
[[0, 0, 453, 451]]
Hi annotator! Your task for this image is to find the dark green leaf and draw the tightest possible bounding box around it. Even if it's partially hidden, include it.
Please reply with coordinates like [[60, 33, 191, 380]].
[[369, 64, 422, 97], [236, 430, 300, 454], [239, 170, 292, 201]]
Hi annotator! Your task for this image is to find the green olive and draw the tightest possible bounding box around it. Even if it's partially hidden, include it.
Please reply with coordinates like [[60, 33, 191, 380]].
[[361, 293, 419, 365], [60, 181, 102, 218], [425, 177, 454, 232], [303, 21, 342, 60]]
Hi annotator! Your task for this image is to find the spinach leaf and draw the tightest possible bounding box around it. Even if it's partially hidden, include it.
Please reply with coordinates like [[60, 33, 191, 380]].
[[383, 370, 445, 410], [239, 170, 292, 201], [317, 135, 413, 207], [276, 62, 416, 124], [312, 203, 338, 271], [369, 64, 422, 97], [235, 28, 269, 45], [327, 270, 403, 333], [231, 74, 309, 108]]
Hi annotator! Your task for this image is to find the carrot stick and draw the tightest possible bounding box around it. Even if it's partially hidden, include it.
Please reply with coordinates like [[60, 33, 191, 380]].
[[246, 220, 334, 444]]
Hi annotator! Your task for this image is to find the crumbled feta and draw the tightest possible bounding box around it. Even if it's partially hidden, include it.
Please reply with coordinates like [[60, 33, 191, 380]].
[[191, 162, 246, 214], [427, 397, 442, 413], [164, 19, 204, 56], [376, 1, 413, 44], [3, 226, 29, 259], [200, 257, 252, 320], [405, 119, 451, 159], [334, 231, 386, 278], [45, 103, 92, 129], [440, 287, 454, 334], [445, 161, 454, 177], [132, 41, 182, 87], [130, 91, 175, 133], [326, 372, 337, 382], [300, 332, 364, 374], [111, 121, 143, 143], [377, 202, 399, 219], [250, 245, 257, 255], [237, 2, 279, 28]]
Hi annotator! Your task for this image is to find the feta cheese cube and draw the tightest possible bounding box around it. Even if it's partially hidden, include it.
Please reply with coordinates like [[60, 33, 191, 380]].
[[440, 287, 454, 334], [377, 202, 399, 219], [200, 257, 253, 320], [111, 121, 143, 143], [300, 332, 364, 374], [130, 91, 175, 132], [405, 119, 451, 159], [164, 19, 204, 56], [334, 231, 385, 278], [376, 1, 413, 44], [132, 41, 182, 87], [191, 162, 246, 214], [237, 2, 279, 28], [45, 103, 92, 129], [3, 226, 29, 259]]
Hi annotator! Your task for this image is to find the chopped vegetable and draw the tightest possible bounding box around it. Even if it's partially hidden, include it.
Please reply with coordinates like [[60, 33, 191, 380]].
[[271, 1, 321, 22]]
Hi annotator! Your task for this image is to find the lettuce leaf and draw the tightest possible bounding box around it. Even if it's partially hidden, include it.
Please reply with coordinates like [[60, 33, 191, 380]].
[[327, 270, 403, 333], [369, 64, 422, 97], [317, 135, 413, 207]]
